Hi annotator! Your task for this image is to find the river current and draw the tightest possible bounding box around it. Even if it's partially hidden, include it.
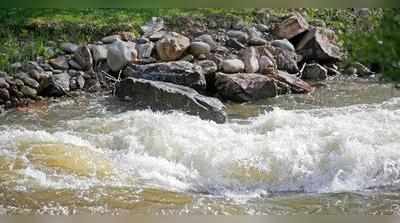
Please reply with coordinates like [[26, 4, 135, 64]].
[[1, 79, 400, 214]]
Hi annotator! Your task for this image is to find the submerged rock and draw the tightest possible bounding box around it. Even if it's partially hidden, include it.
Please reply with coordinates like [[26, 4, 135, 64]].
[[116, 78, 226, 123], [123, 61, 206, 92], [215, 73, 277, 102]]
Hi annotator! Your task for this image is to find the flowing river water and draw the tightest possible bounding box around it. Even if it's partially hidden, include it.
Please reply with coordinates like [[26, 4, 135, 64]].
[[1, 79, 400, 215]]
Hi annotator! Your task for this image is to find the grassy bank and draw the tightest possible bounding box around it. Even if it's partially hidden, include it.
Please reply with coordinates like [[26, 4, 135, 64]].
[[0, 8, 394, 78]]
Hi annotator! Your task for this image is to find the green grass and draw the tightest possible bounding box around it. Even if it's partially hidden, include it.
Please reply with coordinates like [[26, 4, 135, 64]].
[[0, 8, 390, 77]]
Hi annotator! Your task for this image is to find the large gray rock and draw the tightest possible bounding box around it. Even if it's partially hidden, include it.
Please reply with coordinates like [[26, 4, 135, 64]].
[[267, 45, 299, 74], [74, 46, 93, 70], [116, 78, 226, 123], [215, 73, 277, 102], [271, 39, 295, 52], [0, 88, 10, 101], [0, 78, 9, 89], [302, 63, 328, 80], [16, 72, 40, 89], [21, 86, 37, 98], [156, 32, 190, 61], [123, 61, 206, 91], [296, 27, 342, 62], [60, 42, 79, 54], [275, 13, 309, 39], [190, 42, 211, 56], [40, 72, 71, 97], [107, 40, 137, 72], [49, 56, 69, 70], [194, 34, 218, 51], [227, 30, 249, 43], [248, 27, 267, 46], [101, 35, 120, 44], [90, 45, 108, 62], [240, 47, 259, 73], [222, 59, 245, 73]]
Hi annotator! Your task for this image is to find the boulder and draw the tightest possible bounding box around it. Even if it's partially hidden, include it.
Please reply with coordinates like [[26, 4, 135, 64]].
[[302, 63, 328, 80], [136, 42, 155, 59], [101, 35, 121, 44], [194, 34, 218, 51], [116, 78, 226, 123], [267, 45, 299, 74], [0, 78, 10, 89], [49, 56, 69, 70], [68, 60, 83, 70], [248, 27, 267, 46], [240, 47, 259, 73], [271, 70, 313, 94], [21, 86, 37, 98], [74, 46, 93, 70], [215, 73, 277, 102], [0, 88, 10, 100], [60, 42, 79, 54], [190, 42, 211, 57], [271, 39, 295, 52], [259, 56, 276, 75], [107, 40, 137, 72], [275, 13, 309, 39], [296, 27, 342, 62], [90, 45, 108, 62], [123, 61, 206, 91], [227, 30, 249, 43], [40, 72, 71, 97], [16, 72, 40, 89], [222, 59, 245, 73], [156, 32, 190, 61]]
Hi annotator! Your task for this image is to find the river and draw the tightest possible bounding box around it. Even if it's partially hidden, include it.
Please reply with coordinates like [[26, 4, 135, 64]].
[[1, 79, 400, 215]]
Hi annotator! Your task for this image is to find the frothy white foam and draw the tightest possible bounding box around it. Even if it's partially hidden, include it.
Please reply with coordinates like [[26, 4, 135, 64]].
[[1, 97, 400, 196]]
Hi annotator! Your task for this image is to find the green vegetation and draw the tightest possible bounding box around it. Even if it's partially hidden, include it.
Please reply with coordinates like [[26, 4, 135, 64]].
[[0, 8, 397, 79]]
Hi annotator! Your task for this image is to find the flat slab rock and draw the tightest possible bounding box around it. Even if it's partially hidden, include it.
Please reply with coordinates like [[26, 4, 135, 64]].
[[123, 61, 206, 92], [116, 78, 227, 123], [271, 70, 314, 94]]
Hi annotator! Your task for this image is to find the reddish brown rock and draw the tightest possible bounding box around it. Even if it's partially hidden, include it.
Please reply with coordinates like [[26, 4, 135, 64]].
[[215, 73, 277, 102], [275, 13, 309, 40], [296, 27, 342, 62]]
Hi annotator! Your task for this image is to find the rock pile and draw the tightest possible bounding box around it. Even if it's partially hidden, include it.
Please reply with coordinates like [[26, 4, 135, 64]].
[[0, 13, 371, 122]]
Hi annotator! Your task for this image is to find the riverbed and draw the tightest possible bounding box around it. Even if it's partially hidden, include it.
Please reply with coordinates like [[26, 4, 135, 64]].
[[1, 79, 400, 215]]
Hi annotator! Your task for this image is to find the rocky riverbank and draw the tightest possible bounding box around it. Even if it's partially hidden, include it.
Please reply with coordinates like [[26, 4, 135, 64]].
[[0, 13, 376, 122]]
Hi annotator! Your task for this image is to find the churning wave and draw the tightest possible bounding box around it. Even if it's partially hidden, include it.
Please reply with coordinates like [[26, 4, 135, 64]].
[[1, 97, 400, 197]]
